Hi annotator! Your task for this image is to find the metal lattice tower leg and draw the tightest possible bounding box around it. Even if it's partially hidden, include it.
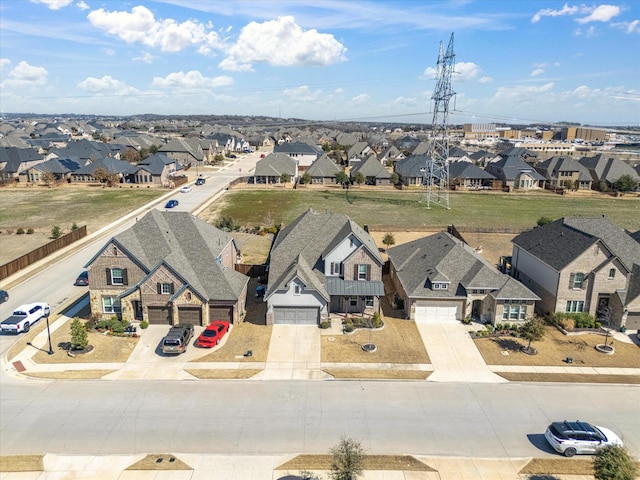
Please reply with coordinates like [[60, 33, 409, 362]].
[[425, 33, 455, 209]]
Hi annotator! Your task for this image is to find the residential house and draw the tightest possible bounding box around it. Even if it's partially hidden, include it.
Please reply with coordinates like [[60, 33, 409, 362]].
[[377, 145, 404, 165], [47, 139, 121, 163], [304, 154, 341, 185], [84, 210, 249, 325], [412, 141, 429, 156], [448, 162, 496, 190], [397, 135, 422, 152], [158, 138, 205, 167], [350, 154, 392, 185], [388, 232, 539, 324], [394, 155, 427, 186], [253, 153, 297, 184], [484, 155, 546, 190], [347, 142, 372, 163], [19, 157, 82, 183], [70, 157, 133, 183], [0, 146, 44, 180], [124, 153, 181, 186], [468, 150, 494, 167], [510, 217, 640, 330], [264, 209, 385, 325], [273, 141, 320, 171], [578, 154, 640, 190], [535, 156, 592, 190], [448, 146, 469, 162]]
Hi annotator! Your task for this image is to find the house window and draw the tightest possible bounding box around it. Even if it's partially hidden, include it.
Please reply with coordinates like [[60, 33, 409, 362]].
[[349, 297, 358, 307], [365, 296, 374, 308], [102, 297, 121, 314], [161, 283, 173, 294], [608, 268, 615, 279], [433, 283, 449, 290], [294, 285, 302, 295], [111, 268, 124, 285], [358, 264, 367, 280], [472, 289, 485, 294], [331, 262, 342, 276], [572, 272, 584, 289], [566, 300, 584, 313]]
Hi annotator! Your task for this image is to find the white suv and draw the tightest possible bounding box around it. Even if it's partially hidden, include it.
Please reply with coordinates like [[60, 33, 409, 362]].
[[545, 420, 623, 457]]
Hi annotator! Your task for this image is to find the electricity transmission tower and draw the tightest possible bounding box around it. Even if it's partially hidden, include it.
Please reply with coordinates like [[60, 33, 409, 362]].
[[424, 33, 456, 209]]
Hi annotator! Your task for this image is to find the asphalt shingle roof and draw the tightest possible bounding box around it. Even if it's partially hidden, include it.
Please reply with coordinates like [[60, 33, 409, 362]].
[[254, 153, 297, 176]]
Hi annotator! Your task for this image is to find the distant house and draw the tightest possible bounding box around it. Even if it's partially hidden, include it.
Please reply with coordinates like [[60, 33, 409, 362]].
[[84, 210, 249, 325], [412, 141, 429, 156], [484, 155, 546, 190], [448, 162, 496, 190], [388, 231, 538, 325], [124, 153, 181, 186], [273, 141, 320, 171], [468, 150, 494, 167], [159, 138, 205, 167], [394, 155, 427, 186], [305, 154, 341, 185], [377, 145, 404, 164], [265, 209, 384, 325], [579, 154, 640, 190], [510, 217, 640, 330], [70, 157, 133, 183], [20, 157, 82, 183], [347, 142, 372, 163], [448, 146, 469, 162], [535, 156, 592, 190], [47, 139, 121, 163], [253, 153, 297, 184], [0, 146, 44, 180], [350, 154, 392, 185]]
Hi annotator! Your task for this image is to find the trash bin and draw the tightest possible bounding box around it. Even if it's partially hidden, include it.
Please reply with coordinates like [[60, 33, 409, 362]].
[[566, 357, 573, 364]]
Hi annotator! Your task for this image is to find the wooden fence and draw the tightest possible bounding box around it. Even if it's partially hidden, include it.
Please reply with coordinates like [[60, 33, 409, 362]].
[[234, 263, 267, 278], [0, 226, 87, 280]]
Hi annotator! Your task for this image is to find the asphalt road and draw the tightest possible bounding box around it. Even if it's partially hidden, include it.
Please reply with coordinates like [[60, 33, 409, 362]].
[[1, 152, 639, 460]]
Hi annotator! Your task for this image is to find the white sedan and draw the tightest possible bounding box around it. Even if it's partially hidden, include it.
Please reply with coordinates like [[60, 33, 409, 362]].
[[180, 185, 192, 193]]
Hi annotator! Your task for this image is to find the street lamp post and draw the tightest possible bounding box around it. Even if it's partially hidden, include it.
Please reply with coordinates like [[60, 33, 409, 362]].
[[46, 315, 53, 355]]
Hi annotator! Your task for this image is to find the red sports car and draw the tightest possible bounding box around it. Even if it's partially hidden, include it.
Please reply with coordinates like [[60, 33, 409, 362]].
[[195, 321, 230, 348]]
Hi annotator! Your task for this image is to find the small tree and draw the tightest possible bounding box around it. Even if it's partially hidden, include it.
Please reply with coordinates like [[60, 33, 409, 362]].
[[390, 172, 399, 185], [352, 172, 365, 187], [51, 225, 61, 239], [300, 172, 312, 185], [614, 174, 638, 192], [594, 445, 638, 480], [382, 233, 395, 252], [519, 317, 546, 355], [536, 216, 553, 227], [280, 173, 291, 184], [70, 317, 88, 351], [41, 171, 56, 186], [330, 436, 364, 480], [335, 171, 350, 187]]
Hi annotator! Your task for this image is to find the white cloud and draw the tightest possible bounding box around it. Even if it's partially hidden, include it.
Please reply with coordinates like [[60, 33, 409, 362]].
[[577, 5, 620, 23], [218, 58, 254, 73], [133, 52, 156, 64], [575, 25, 597, 36], [454, 62, 481, 82], [2, 61, 48, 88], [391, 96, 419, 107], [220, 16, 347, 71], [532, 4, 580, 23], [530, 68, 545, 77], [350, 93, 370, 104], [281, 85, 323, 102], [478, 76, 493, 83], [77, 75, 137, 94], [151, 71, 233, 90], [101, 48, 115, 57], [0, 58, 10, 72], [494, 82, 555, 101], [30, 0, 73, 10], [612, 19, 640, 34], [76, 1, 89, 11], [422, 66, 438, 79], [87, 5, 224, 53]]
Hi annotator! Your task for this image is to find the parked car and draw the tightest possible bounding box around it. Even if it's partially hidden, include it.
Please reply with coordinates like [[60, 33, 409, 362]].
[[0, 289, 8, 304], [195, 321, 230, 348], [195, 177, 206, 186], [180, 185, 192, 193], [165, 199, 179, 209], [1, 302, 50, 334], [74, 270, 89, 286], [161, 324, 194, 354], [229, 154, 237, 159], [260, 154, 265, 158], [544, 421, 623, 457]]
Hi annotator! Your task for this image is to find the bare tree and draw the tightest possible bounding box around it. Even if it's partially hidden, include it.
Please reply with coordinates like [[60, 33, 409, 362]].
[[330, 436, 364, 480]]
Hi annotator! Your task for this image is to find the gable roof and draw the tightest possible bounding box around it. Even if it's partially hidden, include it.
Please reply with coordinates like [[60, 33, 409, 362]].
[[254, 153, 297, 176], [73, 156, 132, 175], [579, 154, 640, 183], [305, 154, 341, 177], [485, 155, 546, 181], [536, 156, 592, 181], [87, 210, 248, 301], [448, 161, 495, 180], [133, 153, 181, 175], [351, 154, 392, 178], [388, 231, 538, 300], [274, 141, 320, 156], [512, 217, 640, 272], [394, 154, 427, 178], [29, 157, 82, 174]]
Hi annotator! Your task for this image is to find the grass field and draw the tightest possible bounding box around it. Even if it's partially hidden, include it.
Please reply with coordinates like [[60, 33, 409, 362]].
[[201, 189, 640, 232]]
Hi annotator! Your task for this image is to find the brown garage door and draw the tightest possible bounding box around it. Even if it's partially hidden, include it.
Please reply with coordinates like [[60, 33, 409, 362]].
[[178, 307, 203, 326], [148, 306, 171, 324], [209, 306, 233, 323]]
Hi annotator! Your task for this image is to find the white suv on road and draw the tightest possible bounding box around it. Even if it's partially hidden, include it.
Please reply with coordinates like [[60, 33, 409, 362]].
[[1, 302, 50, 334], [545, 420, 623, 457]]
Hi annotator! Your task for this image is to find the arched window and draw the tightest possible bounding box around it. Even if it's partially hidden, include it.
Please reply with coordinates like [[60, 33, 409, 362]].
[[572, 272, 584, 289]]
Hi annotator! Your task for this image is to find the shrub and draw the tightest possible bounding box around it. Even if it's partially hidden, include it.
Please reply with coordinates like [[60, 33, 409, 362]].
[[51, 225, 61, 239], [70, 317, 88, 351], [593, 445, 638, 480], [96, 317, 127, 334], [320, 320, 331, 329], [371, 312, 382, 328], [462, 316, 472, 325], [553, 312, 596, 329], [558, 317, 575, 331], [27, 228, 34, 234], [140, 320, 149, 329], [16, 227, 25, 235]]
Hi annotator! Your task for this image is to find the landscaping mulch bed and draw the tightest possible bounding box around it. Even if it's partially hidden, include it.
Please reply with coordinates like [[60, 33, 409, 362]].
[[323, 369, 431, 380], [276, 454, 435, 471], [498, 372, 640, 384], [0, 455, 44, 472], [126, 454, 192, 471], [519, 457, 594, 475], [184, 368, 262, 379]]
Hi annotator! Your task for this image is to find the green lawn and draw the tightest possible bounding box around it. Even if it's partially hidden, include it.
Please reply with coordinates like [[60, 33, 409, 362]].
[[203, 189, 640, 231]]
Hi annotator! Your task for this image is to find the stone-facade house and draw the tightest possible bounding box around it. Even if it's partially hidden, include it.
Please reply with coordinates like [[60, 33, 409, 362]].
[[84, 210, 249, 326], [350, 154, 392, 185], [578, 154, 640, 190], [535, 156, 593, 190], [124, 153, 181, 186], [253, 153, 297, 184], [484, 155, 546, 190], [264, 209, 385, 325], [394, 155, 427, 186], [0, 146, 44, 180], [510, 217, 640, 330], [304, 154, 341, 185], [448, 162, 496, 190], [388, 232, 538, 325]]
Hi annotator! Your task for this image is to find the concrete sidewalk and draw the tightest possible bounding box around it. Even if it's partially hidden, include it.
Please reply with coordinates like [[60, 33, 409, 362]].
[[0, 453, 597, 480]]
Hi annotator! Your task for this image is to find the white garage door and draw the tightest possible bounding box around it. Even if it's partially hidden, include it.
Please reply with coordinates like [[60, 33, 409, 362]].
[[415, 305, 457, 323], [274, 307, 319, 325]]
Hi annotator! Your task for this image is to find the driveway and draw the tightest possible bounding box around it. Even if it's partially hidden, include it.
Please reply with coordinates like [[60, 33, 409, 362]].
[[416, 320, 507, 383]]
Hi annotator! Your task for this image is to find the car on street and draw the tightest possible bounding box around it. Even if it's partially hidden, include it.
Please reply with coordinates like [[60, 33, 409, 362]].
[[1, 302, 50, 334], [229, 154, 237, 159], [195, 320, 230, 348], [195, 177, 206, 186], [544, 420, 623, 457], [74, 270, 89, 286], [180, 185, 192, 193], [0, 289, 8, 304], [165, 199, 179, 209]]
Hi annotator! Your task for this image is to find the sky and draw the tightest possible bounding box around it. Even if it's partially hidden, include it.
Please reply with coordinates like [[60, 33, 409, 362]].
[[1, 0, 639, 126]]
